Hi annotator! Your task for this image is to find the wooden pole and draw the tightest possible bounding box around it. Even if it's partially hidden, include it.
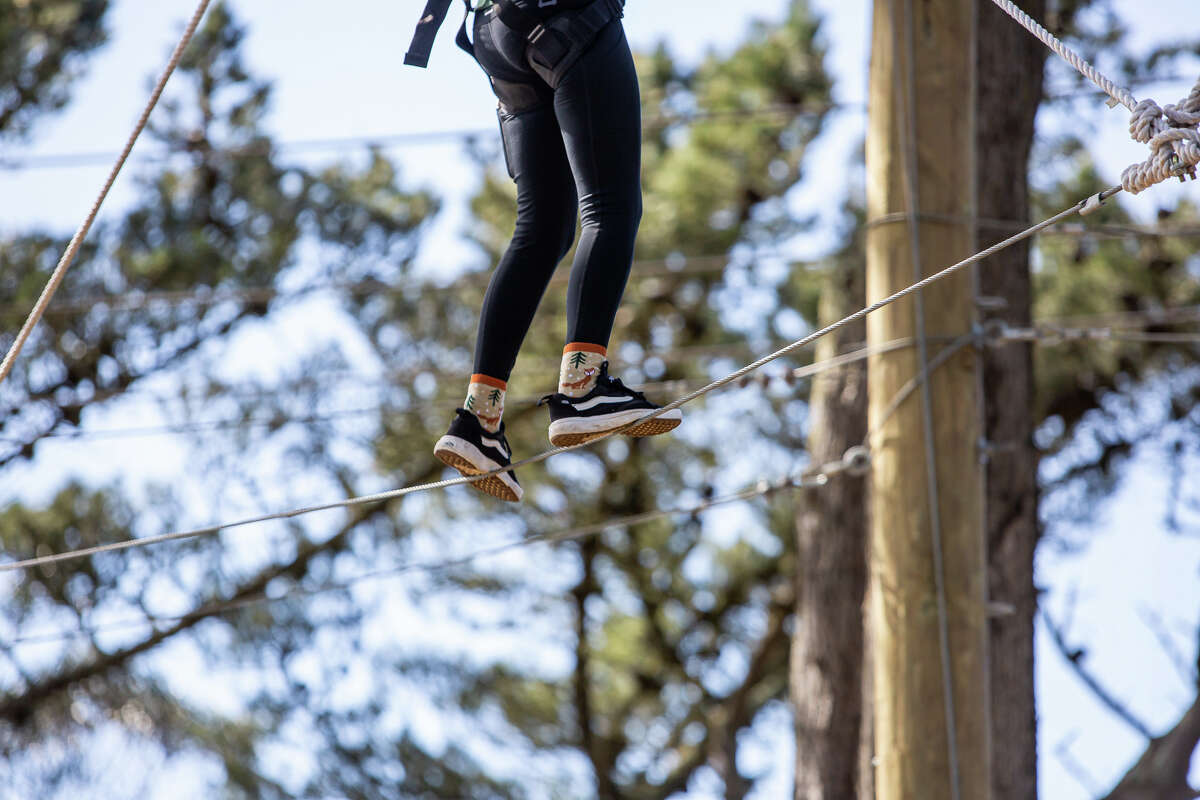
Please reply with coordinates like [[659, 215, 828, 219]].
[[865, 0, 990, 798]]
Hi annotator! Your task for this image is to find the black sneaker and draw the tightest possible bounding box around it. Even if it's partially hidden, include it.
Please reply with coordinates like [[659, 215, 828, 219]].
[[433, 409, 523, 502], [540, 362, 682, 447]]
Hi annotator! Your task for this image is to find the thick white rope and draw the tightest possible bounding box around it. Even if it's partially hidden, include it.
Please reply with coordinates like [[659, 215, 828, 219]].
[[0, 0, 213, 389], [0, 190, 1113, 575], [987, 0, 1200, 194], [986, 0, 1136, 110]]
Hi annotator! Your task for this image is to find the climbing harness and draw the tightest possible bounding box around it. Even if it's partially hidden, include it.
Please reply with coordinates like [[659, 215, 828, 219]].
[[406, 0, 624, 88]]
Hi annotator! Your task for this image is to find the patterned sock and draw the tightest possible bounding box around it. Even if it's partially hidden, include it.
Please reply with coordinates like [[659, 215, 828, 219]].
[[558, 343, 607, 398], [465, 374, 506, 433]]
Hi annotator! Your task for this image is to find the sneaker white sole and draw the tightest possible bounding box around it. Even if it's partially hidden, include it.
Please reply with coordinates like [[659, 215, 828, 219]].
[[433, 435, 523, 503], [548, 408, 683, 447]]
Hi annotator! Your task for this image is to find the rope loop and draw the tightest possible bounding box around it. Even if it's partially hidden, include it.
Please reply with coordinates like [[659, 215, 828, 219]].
[[1120, 78, 1200, 194], [1129, 98, 1164, 144]]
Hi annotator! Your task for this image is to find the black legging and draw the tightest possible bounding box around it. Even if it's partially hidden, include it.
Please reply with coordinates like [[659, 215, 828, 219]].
[[470, 4, 642, 381]]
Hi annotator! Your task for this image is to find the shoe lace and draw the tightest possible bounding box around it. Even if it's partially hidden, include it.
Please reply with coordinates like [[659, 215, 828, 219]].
[[598, 363, 648, 402]]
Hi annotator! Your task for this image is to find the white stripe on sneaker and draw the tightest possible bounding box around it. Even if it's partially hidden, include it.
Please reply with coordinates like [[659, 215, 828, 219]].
[[480, 434, 509, 459], [571, 394, 636, 412]]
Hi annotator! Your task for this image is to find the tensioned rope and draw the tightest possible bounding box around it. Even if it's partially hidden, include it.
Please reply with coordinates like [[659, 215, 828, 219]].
[[19, 320, 1191, 644], [0, 187, 1121, 575], [0, 0, 214, 391], [4, 458, 861, 648], [988, 0, 1200, 194]]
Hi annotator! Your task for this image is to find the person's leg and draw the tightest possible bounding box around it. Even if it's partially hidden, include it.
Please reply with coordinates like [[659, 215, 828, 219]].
[[468, 105, 578, 423], [435, 10, 577, 503], [552, 19, 643, 397], [466, 13, 578, 433], [540, 19, 681, 446]]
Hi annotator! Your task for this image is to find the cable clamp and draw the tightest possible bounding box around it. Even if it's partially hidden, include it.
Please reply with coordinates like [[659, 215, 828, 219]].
[[987, 601, 1017, 618], [840, 445, 872, 477], [1080, 191, 1108, 216], [990, 321, 1037, 342], [975, 295, 1009, 311]]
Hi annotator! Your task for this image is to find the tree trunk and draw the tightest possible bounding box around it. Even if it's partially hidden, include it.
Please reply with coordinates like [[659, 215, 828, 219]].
[[790, 262, 870, 800], [976, 2, 1046, 798]]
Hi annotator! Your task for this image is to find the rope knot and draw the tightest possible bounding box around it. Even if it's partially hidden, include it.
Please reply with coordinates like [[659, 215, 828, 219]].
[[1121, 77, 1200, 194], [1128, 98, 1162, 144]]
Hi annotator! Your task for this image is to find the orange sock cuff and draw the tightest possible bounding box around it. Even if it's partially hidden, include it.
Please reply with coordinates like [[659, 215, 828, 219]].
[[563, 342, 607, 357], [469, 374, 507, 390]]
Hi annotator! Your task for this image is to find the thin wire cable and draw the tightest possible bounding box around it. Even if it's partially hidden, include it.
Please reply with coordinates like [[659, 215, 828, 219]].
[[4, 72, 1189, 174], [17, 213, 1196, 327], [892, 1, 961, 791], [13, 217, 1200, 321], [4, 461, 844, 647], [0, 187, 1122, 575], [15, 299, 1196, 441], [9, 336, 928, 444], [0, 0, 213, 390], [995, 326, 1200, 346], [867, 336, 978, 448], [12, 321, 1195, 641], [0, 103, 852, 173], [865, 210, 1200, 240], [4, 338, 906, 443], [4, 250, 795, 317]]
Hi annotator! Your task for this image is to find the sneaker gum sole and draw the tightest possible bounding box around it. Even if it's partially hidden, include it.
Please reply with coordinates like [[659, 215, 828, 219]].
[[549, 415, 682, 447], [434, 446, 522, 503]]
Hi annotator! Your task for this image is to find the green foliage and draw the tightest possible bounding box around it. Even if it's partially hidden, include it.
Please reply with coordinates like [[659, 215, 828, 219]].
[[6, 0, 1193, 797], [1028, 139, 1200, 524], [0, 3, 437, 794], [0, 0, 108, 138]]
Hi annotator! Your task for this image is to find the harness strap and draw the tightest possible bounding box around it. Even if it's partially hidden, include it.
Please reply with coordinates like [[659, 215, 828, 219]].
[[404, 0, 457, 68], [406, 0, 623, 78], [523, 0, 623, 86]]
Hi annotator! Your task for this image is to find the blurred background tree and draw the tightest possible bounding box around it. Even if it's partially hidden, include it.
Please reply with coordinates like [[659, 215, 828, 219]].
[[0, 1, 1198, 798]]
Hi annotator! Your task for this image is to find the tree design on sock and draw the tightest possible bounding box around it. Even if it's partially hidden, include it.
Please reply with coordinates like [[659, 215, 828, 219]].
[[466, 395, 475, 411], [488, 389, 503, 406], [569, 351, 589, 369]]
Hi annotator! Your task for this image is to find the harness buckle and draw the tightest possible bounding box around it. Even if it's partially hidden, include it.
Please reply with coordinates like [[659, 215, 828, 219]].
[[528, 23, 571, 69]]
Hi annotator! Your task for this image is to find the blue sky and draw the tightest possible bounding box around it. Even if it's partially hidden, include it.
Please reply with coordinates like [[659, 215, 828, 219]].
[[2, 1, 1199, 798]]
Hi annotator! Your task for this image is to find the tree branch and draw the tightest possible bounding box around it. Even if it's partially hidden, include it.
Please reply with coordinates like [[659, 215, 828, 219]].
[[0, 505, 383, 727], [1040, 607, 1155, 739], [1098, 620, 1200, 800]]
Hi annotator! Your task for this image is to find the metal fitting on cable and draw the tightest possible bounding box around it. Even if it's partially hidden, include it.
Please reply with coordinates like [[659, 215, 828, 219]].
[[1080, 191, 1109, 216], [840, 445, 872, 477], [974, 295, 1009, 312], [987, 601, 1017, 618], [986, 320, 1037, 343]]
